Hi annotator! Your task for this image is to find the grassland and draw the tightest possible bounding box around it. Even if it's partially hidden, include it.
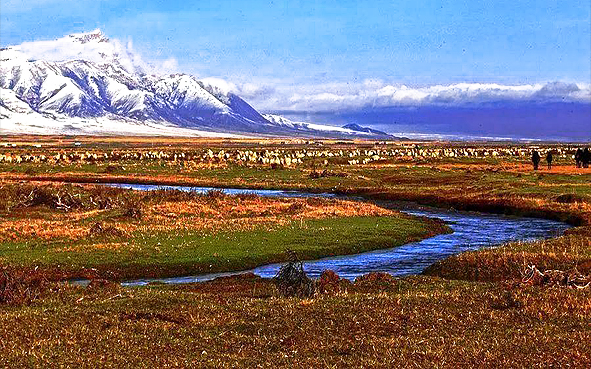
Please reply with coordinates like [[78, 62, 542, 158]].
[[1, 137, 590, 367], [1, 275, 589, 367], [0, 183, 444, 280]]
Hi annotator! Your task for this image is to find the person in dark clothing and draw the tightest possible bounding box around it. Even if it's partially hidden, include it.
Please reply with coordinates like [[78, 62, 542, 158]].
[[575, 148, 583, 168], [546, 151, 553, 170], [584, 148, 590, 168], [532, 150, 541, 170]]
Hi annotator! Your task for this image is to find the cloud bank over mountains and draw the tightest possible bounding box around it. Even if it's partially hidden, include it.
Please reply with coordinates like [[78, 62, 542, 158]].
[[7, 29, 179, 75], [2, 30, 589, 141], [6, 30, 589, 115], [233, 80, 590, 113]]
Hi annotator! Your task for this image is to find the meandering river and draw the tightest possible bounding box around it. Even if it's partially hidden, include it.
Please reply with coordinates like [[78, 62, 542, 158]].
[[102, 183, 569, 285]]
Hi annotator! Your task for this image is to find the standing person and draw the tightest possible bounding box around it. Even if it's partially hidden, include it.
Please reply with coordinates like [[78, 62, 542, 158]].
[[575, 148, 583, 168], [584, 148, 590, 168], [532, 150, 541, 170], [546, 151, 553, 170]]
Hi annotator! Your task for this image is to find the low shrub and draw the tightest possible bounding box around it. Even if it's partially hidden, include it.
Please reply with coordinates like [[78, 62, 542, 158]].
[[273, 254, 315, 298]]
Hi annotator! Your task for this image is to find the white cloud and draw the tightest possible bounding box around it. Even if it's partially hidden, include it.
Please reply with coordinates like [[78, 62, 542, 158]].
[[181, 76, 591, 112], [2, 29, 176, 76], [3, 30, 589, 112], [199, 77, 238, 95], [161, 57, 178, 73], [245, 80, 591, 112]]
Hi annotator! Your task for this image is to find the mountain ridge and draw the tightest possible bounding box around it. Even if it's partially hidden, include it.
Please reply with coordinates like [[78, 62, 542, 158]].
[[0, 30, 392, 139]]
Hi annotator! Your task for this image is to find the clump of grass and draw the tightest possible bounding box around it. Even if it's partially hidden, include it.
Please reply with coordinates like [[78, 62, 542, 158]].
[[179, 272, 277, 298], [0, 266, 48, 305], [309, 169, 347, 179], [103, 165, 123, 174], [317, 269, 350, 294], [555, 193, 586, 204], [85, 279, 122, 294], [489, 290, 522, 310], [205, 188, 226, 201], [270, 162, 284, 170], [3, 185, 84, 211], [353, 272, 399, 292], [286, 202, 306, 214], [88, 223, 126, 239], [305, 197, 325, 207], [0, 183, 134, 212], [143, 188, 200, 202], [120, 198, 142, 219]]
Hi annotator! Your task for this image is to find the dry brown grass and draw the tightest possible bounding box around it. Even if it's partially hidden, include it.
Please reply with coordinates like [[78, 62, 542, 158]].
[[0, 183, 394, 243], [1, 139, 590, 366], [425, 229, 591, 282], [1, 274, 589, 367], [0, 266, 49, 305]]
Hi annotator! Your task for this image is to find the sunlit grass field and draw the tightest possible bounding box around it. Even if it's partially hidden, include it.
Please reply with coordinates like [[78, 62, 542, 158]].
[[1, 275, 589, 367], [1, 137, 590, 367], [0, 183, 443, 280]]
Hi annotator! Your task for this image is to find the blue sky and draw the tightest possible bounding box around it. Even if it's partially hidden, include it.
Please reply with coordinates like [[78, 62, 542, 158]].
[[2, 0, 590, 140], [2, 0, 590, 86]]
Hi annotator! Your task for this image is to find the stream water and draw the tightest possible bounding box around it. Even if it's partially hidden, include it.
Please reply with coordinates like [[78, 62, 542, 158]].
[[101, 183, 570, 285]]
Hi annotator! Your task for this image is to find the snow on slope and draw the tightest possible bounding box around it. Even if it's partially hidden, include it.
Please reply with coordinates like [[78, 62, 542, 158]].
[[262, 114, 393, 138], [0, 30, 391, 138], [0, 105, 243, 137]]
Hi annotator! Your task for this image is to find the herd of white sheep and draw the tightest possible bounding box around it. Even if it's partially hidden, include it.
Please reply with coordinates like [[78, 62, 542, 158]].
[[0, 144, 579, 167]]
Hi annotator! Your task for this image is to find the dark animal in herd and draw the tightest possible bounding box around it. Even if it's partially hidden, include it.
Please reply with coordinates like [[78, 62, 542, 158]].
[[532, 147, 589, 170], [532, 150, 541, 170], [575, 148, 590, 168]]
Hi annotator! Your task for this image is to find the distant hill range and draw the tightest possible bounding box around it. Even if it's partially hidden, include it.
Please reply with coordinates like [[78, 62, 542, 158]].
[[0, 30, 394, 139]]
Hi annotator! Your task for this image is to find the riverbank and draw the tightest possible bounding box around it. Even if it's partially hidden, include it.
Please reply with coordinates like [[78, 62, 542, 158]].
[[0, 182, 447, 280], [3, 159, 589, 226], [5, 164, 590, 283]]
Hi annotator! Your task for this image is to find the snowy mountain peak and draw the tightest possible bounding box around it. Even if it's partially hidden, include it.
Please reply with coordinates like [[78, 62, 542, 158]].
[[263, 114, 393, 138], [69, 29, 109, 44], [0, 29, 133, 73], [1, 31, 393, 139]]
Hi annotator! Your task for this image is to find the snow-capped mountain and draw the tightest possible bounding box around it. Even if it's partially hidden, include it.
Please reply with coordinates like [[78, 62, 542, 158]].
[[0, 30, 391, 138], [262, 114, 392, 138]]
